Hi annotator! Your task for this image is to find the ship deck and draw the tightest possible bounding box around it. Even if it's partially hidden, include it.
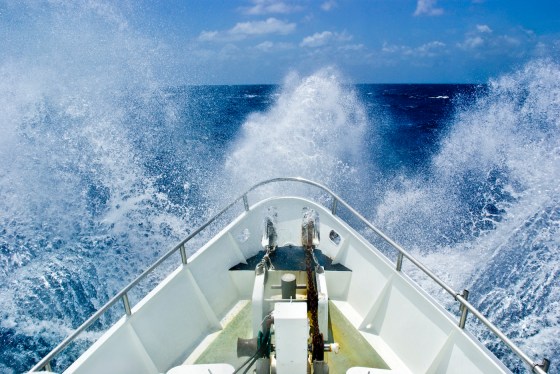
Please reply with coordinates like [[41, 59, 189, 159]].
[[186, 299, 389, 372]]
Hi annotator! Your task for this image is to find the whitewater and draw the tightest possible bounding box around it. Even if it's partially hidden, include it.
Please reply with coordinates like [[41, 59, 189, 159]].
[[1, 3, 559, 373]]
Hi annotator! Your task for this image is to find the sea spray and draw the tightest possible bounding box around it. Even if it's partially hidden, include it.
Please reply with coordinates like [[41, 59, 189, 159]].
[[0, 3, 192, 372], [459, 60, 560, 372], [1, 6, 558, 370], [373, 60, 560, 372], [220, 68, 373, 206]]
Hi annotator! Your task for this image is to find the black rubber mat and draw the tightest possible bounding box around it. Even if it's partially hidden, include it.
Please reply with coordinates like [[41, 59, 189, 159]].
[[230, 246, 350, 271]]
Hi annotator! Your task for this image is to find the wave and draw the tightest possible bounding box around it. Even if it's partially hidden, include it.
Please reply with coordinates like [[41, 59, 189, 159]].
[[1, 2, 558, 372], [373, 59, 560, 372], [0, 3, 194, 372], [219, 68, 373, 205]]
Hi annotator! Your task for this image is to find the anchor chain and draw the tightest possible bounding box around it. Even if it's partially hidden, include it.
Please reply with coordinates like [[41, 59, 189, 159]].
[[305, 244, 324, 361]]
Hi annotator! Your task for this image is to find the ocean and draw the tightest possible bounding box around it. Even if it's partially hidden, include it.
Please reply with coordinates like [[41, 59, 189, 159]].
[[1, 65, 559, 373], [1, 4, 560, 370]]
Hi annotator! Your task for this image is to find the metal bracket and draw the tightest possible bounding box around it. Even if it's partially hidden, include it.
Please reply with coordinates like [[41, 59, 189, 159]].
[[458, 289, 470, 329], [535, 358, 550, 373]]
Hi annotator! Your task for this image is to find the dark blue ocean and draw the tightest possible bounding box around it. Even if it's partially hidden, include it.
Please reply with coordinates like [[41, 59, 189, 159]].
[[1, 65, 559, 373]]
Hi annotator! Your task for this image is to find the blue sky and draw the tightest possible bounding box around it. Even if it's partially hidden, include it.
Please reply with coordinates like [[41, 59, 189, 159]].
[[2, 0, 560, 84], [137, 0, 560, 84]]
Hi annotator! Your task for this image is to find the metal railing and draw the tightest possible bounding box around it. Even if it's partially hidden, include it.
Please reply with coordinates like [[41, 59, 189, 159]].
[[30, 177, 550, 373]]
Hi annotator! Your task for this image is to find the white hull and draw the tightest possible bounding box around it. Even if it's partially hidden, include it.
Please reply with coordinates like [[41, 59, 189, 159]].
[[30, 179, 549, 374]]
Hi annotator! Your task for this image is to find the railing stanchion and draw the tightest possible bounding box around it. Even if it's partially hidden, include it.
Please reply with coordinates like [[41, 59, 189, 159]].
[[458, 289, 470, 329], [45, 361, 52, 372], [331, 197, 338, 215], [180, 244, 187, 265], [122, 293, 132, 316], [243, 194, 249, 212], [396, 252, 404, 271], [536, 358, 550, 373]]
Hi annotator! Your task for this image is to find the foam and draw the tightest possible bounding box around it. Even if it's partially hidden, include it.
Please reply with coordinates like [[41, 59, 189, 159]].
[[373, 59, 560, 371], [0, 3, 193, 372], [220, 68, 371, 204]]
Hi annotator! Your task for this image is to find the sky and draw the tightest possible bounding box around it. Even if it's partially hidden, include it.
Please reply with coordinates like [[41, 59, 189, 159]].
[[2, 0, 560, 84], [144, 0, 560, 84]]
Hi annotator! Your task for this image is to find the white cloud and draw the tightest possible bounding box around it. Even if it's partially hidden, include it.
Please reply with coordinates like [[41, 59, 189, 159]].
[[230, 18, 296, 36], [338, 44, 365, 51], [255, 41, 294, 52], [476, 24, 493, 33], [321, 1, 337, 11], [300, 31, 352, 48], [301, 31, 333, 47], [382, 42, 401, 54], [499, 35, 521, 47], [198, 18, 296, 42], [460, 36, 484, 49], [413, 0, 444, 16], [198, 31, 220, 42], [197, 30, 236, 42], [255, 41, 274, 51], [382, 41, 446, 57], [217, 44, 243, 61], [457, 25, 533, 57], [416, 41, 446, 56], [457, 25, 493, 50], [241, 0, 304, 15]]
